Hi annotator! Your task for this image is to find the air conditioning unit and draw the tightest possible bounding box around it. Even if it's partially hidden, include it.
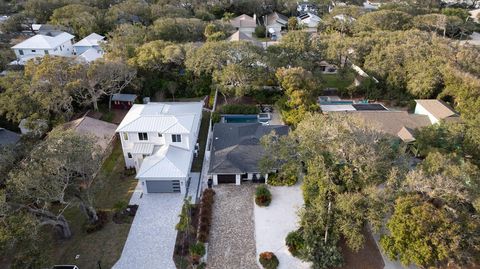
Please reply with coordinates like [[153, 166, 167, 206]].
[[195, 143, 199, 150], [194, 149, 199, 158]]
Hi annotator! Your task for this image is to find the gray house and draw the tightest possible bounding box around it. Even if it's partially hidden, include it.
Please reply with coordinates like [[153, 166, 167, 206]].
[[208, 123, 289, 185]]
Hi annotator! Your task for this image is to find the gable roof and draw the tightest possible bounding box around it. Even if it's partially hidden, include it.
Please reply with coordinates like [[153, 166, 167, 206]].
[[73, 33, 105, 47], [112, 93, 138, 102], [12, 32, 74, 50], [0, 128, 21, 146], [136, 145, 191, 178], [230, 14, 257, 28], [415, 99, 458, 121], [77, 47, 104, 62], [62, 116, 118, 151], [352, 111, 431, 140], [228, 30, 255, 42], [209, 123, 289, 174], [116, 102, 203, 134], [266, 12, 288, 26]]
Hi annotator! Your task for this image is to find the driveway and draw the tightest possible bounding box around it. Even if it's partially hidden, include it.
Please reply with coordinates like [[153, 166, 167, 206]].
[[113, 182, 183, 269], [207, 184, 258, 269], [254, 183, 310, 269]]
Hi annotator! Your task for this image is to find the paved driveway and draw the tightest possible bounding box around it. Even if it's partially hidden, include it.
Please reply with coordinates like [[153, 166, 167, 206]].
[[113, 183, 183, 269], [207, 184, 258, 269]]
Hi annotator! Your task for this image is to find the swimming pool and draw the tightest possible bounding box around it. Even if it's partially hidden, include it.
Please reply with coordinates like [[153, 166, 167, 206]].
[[222, 114, 271, 124]]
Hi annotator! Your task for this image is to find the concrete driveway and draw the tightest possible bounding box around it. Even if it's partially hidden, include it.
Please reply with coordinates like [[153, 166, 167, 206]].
[[254, 183, 310, 269], [113, 182, 183, 269]]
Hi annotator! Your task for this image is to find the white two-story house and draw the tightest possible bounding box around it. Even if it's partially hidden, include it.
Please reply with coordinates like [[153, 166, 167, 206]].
[[73, 33, 105, 63], [116, 102, 203, 194], [11, 31, 74, 65]]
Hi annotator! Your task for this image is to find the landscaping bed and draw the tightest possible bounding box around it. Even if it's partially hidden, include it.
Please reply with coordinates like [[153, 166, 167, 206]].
[[173, 205, 200, 269]]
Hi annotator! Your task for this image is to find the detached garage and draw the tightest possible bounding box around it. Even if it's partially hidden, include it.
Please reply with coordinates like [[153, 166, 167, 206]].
[[136, 145, 192, 194]]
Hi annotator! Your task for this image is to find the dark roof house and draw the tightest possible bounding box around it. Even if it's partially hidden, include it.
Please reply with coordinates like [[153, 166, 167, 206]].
[[209, 123, 289, 176], [0, 128, 21, 147]]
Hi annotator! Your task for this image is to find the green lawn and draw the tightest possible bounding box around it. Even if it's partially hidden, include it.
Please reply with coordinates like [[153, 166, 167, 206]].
[[45, 141, 137, 268], [322, 72, 356, 91], [191, 111, 210, 172]]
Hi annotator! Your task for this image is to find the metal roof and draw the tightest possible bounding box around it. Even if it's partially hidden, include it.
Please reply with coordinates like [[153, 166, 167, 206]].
[[12, 32, 74, 49], [132, 143, 155, 154], [136, 145, 191, 178]]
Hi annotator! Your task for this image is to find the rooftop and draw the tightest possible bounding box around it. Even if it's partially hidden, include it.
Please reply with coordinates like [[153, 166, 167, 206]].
[[415, 99, 458, 121], [230, 14, 257, 28], [0, 128, 21, 146], [136, 145, 191, 178], [209, 123, 289, 174], [62, 116, 118, 151], [12, 32, 74, 50], [73, 33, 105, 47], [116, 102, 203, 134]]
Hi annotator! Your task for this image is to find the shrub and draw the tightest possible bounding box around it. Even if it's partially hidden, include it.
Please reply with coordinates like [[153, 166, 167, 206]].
[[198, 189, 215, 243], [211, 112, 221, 123], [113, 200, 128, 212], [259, 251, 279, 269], [190, 242, 206, 265], [255, 25, 266, 38], [219, 104, 259, 114], [85, 210, 109, 233], [285, 230, 304, 257], [255, 185, 272, 207], [267, 173, 297, 186]]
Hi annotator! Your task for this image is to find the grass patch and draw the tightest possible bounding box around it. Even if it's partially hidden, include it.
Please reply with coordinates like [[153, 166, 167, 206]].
[[191, 111, 210, 172], [322, 72, 355, 91], [43, 140, 137, 268]]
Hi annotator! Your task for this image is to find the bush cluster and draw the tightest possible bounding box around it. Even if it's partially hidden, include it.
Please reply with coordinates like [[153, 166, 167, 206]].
[[85, 210, 109, 233], [198, 188, 215, 242], [219, 104, 260, 114], [259, 251, 279, 269], [267, 173, 297, 186], [255, 185, 272, 207], [189, 241, 206, 265], [285, 230, 304, 257]]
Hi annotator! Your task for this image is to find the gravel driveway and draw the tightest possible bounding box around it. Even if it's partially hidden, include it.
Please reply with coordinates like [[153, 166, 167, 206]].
[[207, 184, 259, 269]]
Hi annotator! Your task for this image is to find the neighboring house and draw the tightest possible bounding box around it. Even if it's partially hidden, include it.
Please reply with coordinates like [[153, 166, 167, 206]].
[[208, 123, 289, 185], [319, 61, 338, 74], [297, 2, 319, 15], [116, 102, 203, 194], [73, 33, 105, 63], [264, 12, 288, 39], [414, 99, 459, 124], [363, 1, 382, 10], [62, 116, 118, 153], [230, 14, 257, 37], [320, 97, 459, 143], [297, 13, 321, 32], [11, 31, 74, 65], [111, 93, 138, 110], [227, 30, 262, 47], [0, 128, 21, 147]]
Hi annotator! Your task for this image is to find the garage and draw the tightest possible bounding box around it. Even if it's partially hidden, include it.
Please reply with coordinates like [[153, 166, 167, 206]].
[[217, 174, 236, 184], [145, 180, 181, 193]]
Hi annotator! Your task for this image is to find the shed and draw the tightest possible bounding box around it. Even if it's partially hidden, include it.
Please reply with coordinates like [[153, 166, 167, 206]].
[[111, 94, 138, 110]]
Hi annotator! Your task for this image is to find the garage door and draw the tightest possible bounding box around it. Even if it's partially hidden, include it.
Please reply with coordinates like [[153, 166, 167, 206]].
[[217, 175, 236, 184], [146, 180, 181, 193]]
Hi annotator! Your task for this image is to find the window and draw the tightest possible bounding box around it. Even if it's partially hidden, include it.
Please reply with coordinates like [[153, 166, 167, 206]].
[[123, 133, 128, 140], [172, 134, 181, 143], [138, 132, 148, 141], [31, 50, 36, 52], [127, 153, 132, 158], [19, 50, 24, 55], [158, 133, 163, 137], [44, 50, 49, 55]]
